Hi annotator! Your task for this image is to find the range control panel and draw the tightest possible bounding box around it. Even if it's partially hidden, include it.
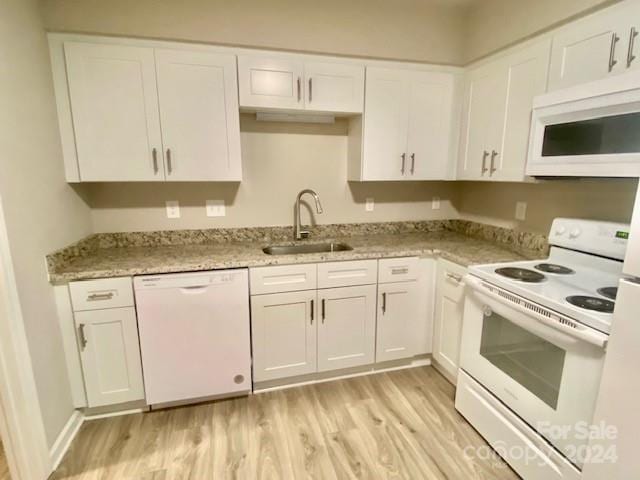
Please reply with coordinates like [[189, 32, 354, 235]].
[[549, 218, 630, 260]]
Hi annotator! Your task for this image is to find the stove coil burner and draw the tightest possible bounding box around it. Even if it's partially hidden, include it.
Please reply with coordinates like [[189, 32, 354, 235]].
[[534, 263, 575, 275], [566, 295, 615, 313], [597, 287, 618, 300], [495, 267, 546, 283]]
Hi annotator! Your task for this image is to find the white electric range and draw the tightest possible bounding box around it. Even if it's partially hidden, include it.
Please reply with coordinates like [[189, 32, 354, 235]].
[[455, 218, 630, 480]]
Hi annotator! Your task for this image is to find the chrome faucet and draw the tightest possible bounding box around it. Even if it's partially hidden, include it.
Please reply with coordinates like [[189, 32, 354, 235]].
[[294, 189, 323, 240]]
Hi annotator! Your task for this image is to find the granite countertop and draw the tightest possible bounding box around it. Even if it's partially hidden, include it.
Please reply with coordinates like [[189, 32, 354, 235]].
[[47, 222, 547, 284]]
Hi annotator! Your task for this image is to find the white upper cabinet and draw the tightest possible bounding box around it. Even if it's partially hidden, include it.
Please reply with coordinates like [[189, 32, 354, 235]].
[[548, 2, 640, 91], [304, 61, 365, 113], [349, 67, 459, 181], [237, 55, 305, 110], [458, 39, 551, 182], [155, 49, 241, 181], [64, 42, 163, 182], [237, 55, 364, 113], [54, 37, 242, 182]]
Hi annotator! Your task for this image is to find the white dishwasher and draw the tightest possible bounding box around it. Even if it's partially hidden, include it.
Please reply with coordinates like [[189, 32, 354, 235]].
[[134, 269, 251, 406]]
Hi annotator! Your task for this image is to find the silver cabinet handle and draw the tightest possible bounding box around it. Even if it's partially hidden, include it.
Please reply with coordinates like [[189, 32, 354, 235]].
[[321, 298, 326, 323], [391, 267, 409, 275], [490, 150, 498, 175], [382, 292, 387, 314], [628, 27, 638, 68], [401, 153, 406, 174], [609, 32, 620, 72], [410, 153, 415, 175], [152, 148, 159, 174], [297, 77, 301, 102], [78, 323, 88, 350], [310, 299, 314, 324], [308, 78, 313, 102], [166, 148, 173, 175], [481, 150, 489, 175], [446, 272, 463, 284], [87, 292, 114, 301]]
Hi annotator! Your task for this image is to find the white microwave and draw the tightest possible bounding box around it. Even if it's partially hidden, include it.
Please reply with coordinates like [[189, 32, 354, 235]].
[[527, 70, 640, 177]]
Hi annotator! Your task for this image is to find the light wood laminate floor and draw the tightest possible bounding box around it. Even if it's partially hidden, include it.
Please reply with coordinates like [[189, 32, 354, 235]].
[[52, 367, 518, 479]]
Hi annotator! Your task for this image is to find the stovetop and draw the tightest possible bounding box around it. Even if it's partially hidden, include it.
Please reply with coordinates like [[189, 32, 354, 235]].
[[468, 246, 625, 334]]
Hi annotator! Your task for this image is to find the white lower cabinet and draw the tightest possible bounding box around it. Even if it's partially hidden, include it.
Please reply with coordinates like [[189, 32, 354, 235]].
[[250, 290, 317, 382], [376, 280, 420, 363], [317, 285, 377, 371], [75, 307, 145, 407], [432, 259, 467, 382]]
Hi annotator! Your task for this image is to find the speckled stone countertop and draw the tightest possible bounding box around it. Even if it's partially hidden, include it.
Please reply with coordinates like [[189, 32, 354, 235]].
[[47, 221, 548, 284]]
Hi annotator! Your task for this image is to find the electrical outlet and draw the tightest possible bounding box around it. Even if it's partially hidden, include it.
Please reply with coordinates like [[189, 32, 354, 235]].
[[365, 198, 374, 212], [206, 200, 226, 217], [432, 196, 441, 210], [515, 201, 527, 221], [166, 201, 180, 219]]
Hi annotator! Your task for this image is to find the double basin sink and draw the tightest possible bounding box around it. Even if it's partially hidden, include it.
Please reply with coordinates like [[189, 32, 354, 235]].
[[262, 242, 352, 256]]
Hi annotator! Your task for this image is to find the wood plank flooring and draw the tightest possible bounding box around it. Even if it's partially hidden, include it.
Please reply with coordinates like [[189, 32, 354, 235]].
[[52, 367, 518, 479]]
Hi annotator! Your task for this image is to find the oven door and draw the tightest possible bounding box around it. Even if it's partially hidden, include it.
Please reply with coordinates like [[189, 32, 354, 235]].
[[459, 275, 608, 468], [526, 75, 640, 178]]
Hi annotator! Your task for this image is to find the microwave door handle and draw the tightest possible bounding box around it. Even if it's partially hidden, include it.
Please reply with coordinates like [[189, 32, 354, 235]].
[[465, 276, 608, 349]]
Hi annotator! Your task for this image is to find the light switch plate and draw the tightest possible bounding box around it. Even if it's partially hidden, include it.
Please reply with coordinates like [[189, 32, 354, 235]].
[[432, 197, 441, 210], [365, 198, 374, 212], [515, 201, 527, 221], [166, 201, 180, 219], [206, 200, 226, 217]]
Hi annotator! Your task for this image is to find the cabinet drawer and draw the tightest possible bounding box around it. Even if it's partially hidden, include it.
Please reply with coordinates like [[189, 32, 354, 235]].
[[378, 257, 419, 283], [438, 259, 466, 300], [69, 277, 134, 312], [317, 260, 377, 288], [249, 264, 317, 295]]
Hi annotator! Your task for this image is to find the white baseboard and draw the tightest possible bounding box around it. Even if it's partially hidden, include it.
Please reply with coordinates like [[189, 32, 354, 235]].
[[49, 410, 84, 472]]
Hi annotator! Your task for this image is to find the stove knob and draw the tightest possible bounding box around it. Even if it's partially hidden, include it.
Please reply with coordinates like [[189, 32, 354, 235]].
[[569, 228, 581, 239], [555, 226, 567, 235]]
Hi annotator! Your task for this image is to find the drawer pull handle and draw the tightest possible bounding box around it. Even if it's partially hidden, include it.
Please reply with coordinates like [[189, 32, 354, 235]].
[[310, 299, 314, 324], [321, 298, 326, 323], [382, 292, 387, 314], [87, 292, 114, 301], [391, 267, 409, 275], [78, 323, 88, 350], [446, 273, 463, 284]]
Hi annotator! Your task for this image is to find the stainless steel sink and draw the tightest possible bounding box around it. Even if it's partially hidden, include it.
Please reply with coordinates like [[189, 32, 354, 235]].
[[262, 242, 353, 255]]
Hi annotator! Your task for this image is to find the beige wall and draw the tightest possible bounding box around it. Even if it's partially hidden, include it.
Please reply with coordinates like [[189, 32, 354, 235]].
[[463, 0, 618, 62], [89, 115, 459, 232], [457, 179, 638, 235], [41, 0, 466, 65], [0, 0, 93, 447]]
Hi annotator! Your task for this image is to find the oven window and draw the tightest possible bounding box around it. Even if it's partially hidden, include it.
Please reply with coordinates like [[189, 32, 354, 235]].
[[542, 112, 640, 156], [480, 312, 566, 409]]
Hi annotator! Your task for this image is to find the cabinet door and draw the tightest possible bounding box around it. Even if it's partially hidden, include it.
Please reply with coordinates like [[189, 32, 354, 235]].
[[376, 281, 419, 363], [251, 291, 317, 382], [155, 49, 241, 181], [75, 307, 145, 407], [432, 260, 466, 382], [458, 62, 506, 180], [64, 42, 163, 182], [317, 285, 376, 372], [548, 8, 628, 91], [304, 62, 364, 113], [361, 68, 409, 180], [406, 71, 457, 180], [237, 55, 304, 110], [492, 40, 551, 182]]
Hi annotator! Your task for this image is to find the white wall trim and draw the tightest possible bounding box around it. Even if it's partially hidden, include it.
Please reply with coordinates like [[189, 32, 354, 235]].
[[0, 196, 51, 479], [49, 410, 84, 472]]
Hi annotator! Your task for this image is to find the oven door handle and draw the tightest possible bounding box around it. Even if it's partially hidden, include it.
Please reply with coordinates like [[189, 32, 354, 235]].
[[465, 275, 608, 350]]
